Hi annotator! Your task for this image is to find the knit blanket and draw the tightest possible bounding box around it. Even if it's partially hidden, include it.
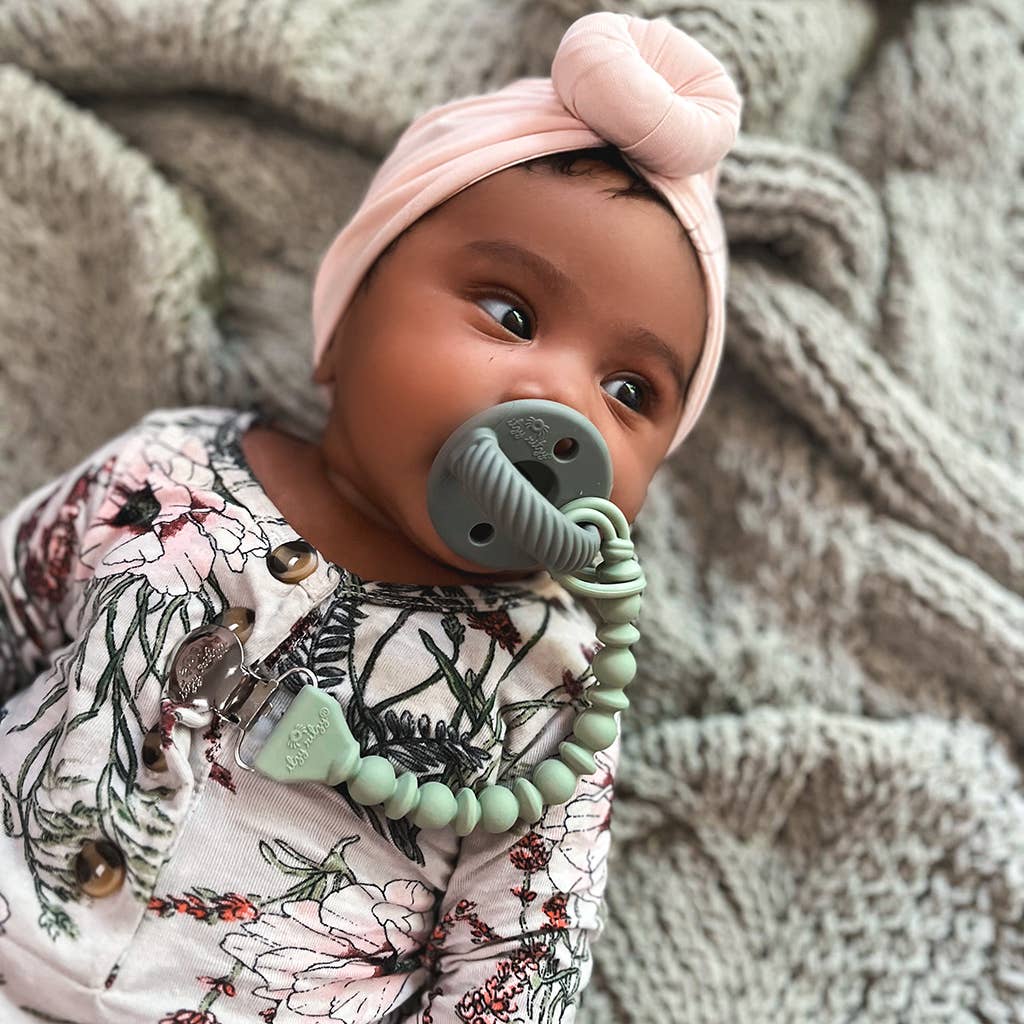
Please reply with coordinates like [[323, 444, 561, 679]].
[[1, 1, 1022, 1021]]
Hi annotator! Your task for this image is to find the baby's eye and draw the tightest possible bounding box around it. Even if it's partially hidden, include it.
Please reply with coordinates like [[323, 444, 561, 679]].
[[603, 378, 651, 414], [477, 295, 535, 340]]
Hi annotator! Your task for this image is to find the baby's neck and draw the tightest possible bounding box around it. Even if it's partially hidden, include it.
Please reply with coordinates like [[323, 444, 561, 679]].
[[241, 423, 539, 587]]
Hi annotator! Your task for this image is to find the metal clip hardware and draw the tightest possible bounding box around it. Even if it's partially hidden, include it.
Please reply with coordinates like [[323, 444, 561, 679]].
[[165, 625, 326, 771], [166, 623, 278, 725]]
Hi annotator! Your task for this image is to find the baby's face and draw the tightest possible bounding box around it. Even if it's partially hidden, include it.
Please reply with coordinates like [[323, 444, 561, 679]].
[[314, 159, 707, 576]]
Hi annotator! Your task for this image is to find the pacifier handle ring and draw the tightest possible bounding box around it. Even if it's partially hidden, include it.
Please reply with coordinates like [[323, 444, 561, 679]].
[[449, 427, 601, 575]]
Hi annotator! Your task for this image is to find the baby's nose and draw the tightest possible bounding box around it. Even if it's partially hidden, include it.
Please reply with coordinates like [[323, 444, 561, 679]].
[[499, 352, 591, 417], [501, 378, 588, 421]]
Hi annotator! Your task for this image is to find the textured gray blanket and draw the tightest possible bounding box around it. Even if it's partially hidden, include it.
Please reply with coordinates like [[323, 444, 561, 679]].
[[2, 1, 1022, 1021]]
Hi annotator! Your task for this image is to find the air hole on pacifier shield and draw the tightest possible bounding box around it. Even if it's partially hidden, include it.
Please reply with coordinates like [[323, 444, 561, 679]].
[[513, 460, 557, 499], [470, 522, 495, 544], [553, 436, 578, 460]]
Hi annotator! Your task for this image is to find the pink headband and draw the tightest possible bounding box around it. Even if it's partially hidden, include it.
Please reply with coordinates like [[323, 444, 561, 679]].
[[311, 12, 742, 455]]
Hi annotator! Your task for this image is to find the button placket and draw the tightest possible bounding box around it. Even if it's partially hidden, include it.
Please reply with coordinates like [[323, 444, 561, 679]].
[[141, 726, 169, 774], [73, 839, 126, 899], [267, 540, 319, 584], [215, 605, 256, 644], [240, 542, 337, 666], [154, 542, 337, 785]]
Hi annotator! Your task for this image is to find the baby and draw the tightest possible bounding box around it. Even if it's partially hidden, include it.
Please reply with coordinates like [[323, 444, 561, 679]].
[[0, 12, 740, 1024]]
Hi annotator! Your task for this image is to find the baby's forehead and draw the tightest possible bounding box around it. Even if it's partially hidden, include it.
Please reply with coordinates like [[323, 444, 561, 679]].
[[420, 165, 694, 265]]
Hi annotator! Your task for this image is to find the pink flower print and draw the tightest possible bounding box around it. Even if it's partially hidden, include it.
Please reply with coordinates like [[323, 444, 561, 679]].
[[222, 879, 436, 1023], [532, 745, 617, 932], [159, 1012, 219, 1024], [23, 505, 78, 605], [78, 442, 265, 595], [454, 946, 548, 1024]]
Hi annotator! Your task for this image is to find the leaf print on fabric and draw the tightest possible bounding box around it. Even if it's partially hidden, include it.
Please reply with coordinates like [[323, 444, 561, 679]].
[[78, 434, 267, 595], [222, 878, 436, 1024], [422, 900, 550, 1024], [532, 747, 614, 930], [2, 582, 201, 935]]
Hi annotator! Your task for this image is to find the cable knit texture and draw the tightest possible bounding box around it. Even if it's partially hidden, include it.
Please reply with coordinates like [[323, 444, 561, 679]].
[[1, 1, 1022, 1021]]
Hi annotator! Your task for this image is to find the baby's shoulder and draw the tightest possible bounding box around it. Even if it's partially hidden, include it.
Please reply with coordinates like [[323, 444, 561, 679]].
[[91, 404, 254, 484], [129, 404, 251, 449]]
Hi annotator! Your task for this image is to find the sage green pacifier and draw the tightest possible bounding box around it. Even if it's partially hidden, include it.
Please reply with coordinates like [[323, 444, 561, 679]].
[[426, 399, 613, 573]]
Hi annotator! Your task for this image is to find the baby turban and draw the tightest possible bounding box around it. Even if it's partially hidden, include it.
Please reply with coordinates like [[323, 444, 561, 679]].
[[311, 12, 742, 455]]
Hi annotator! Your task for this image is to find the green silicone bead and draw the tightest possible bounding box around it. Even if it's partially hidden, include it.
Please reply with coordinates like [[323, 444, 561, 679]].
[[478, 785, 520, 834], [383, 772, 420, 819], [532, 758, 578, 804], [592, 646, 637, 688], [558, 740, 596, 776], [512, 777, 544, 824], [454, 787, 482, 837], [596, 621, 640, 646], [585, 687, 630, 713], [573, 710, 619, 752], [410, 782, 458, 830], [347, 755, 397, 806], [597, 594, 642, 623]]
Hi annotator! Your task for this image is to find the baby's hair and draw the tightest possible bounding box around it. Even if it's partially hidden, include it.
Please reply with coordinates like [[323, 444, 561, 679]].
[[521, 144, 676, 217], [355, 144, 681, 297]]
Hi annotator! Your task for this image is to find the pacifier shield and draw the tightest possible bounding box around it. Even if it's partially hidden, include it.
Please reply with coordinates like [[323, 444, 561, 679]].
[[427, 399, 612, 570]]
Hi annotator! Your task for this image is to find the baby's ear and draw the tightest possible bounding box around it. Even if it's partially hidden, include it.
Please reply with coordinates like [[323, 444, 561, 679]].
[[312, 348, 334, 385]]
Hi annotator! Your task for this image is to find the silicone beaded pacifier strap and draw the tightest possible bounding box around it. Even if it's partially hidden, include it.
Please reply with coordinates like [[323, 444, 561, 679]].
[[247, 496, 644, 837]]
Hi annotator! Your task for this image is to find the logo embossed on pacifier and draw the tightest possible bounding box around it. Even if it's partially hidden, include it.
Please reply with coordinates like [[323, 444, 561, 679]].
[[506, 415, 551, 460]]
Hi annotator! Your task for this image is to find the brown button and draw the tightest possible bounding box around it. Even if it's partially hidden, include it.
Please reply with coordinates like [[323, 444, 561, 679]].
[[267, 540, 318, 584], [74, 839, 126, 898], [216, 605, 256, 644], [141, 726, 169, 773]]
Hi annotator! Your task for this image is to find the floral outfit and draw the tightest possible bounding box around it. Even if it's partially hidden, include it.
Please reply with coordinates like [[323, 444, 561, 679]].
[[0, 407, 618, 1024]]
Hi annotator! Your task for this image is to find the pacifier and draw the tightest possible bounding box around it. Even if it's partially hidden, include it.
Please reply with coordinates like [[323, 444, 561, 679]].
[[426, 399, 613, 573]]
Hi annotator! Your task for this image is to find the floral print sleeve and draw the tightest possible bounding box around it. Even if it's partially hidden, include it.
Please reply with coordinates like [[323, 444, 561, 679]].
[[0, 430, 124, 703], [408, 695, 619, 1024]]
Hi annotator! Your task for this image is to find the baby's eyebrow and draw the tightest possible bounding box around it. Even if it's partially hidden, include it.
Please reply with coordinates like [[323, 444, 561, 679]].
[[463, 238, 689, 409]]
